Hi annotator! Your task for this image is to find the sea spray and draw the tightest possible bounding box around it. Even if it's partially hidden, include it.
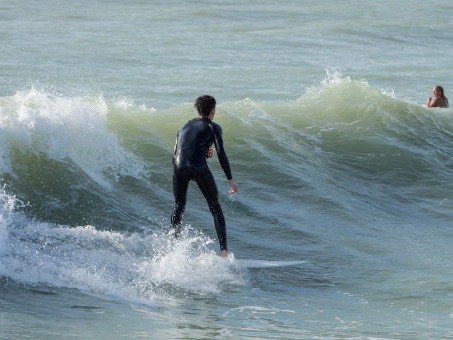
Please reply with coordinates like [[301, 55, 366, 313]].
[[0, 204, 246, 306], [2, 88, 148, 188]]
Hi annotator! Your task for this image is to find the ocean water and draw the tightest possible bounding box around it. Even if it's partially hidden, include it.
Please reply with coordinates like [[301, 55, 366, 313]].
[[1, 1, 453, 339]]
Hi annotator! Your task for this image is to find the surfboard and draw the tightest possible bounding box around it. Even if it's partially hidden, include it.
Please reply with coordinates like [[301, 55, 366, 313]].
[[233, 259, 307, 269]]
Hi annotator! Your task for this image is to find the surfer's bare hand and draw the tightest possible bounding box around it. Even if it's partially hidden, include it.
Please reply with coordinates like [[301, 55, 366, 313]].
[[221, 249, 229, 258], [207, 148, 215, 158], [228, 179, 238, 195]]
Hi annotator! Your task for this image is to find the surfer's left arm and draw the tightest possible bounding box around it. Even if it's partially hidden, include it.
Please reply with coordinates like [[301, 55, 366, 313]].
[[228, 179, 238, 195], [213, 124, 238, 194]]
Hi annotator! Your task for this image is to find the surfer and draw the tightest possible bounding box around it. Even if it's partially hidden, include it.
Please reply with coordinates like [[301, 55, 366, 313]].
[[427, 85, 449, 108], [170, 95, 238, 258]]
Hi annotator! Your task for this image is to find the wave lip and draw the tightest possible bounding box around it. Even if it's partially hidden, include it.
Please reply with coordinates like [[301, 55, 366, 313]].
[[0, 87, 148, 188]]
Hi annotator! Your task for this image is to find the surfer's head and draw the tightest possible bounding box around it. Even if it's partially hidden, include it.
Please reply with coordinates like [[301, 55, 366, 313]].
[[195, 95, 216, 117]]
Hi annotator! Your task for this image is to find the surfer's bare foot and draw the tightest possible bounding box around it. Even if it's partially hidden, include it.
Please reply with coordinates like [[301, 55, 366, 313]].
[[221, 249, 229, 258]]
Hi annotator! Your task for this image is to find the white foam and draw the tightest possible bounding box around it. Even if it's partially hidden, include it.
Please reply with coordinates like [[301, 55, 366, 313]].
[[0, 207, 246, 307], [1, 88, 148, 188]]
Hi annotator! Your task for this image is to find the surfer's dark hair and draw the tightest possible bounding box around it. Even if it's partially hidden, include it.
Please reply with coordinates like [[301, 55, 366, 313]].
[[195, 95, 216, 116]]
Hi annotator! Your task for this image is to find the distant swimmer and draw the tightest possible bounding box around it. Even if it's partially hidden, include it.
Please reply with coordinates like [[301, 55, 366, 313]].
[[427, 85, 449, 108], [170, 95, 238, 258]]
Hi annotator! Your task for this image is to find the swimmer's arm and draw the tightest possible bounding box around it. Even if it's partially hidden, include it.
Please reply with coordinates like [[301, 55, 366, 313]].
[[427, 97, 442, 108]]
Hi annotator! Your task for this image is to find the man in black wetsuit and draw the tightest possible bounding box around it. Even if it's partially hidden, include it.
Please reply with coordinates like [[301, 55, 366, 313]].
[[171, 95, 238, 258]]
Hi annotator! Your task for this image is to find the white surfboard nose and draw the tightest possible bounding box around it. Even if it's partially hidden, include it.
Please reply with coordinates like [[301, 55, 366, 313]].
[[233, 259, 307, 269]]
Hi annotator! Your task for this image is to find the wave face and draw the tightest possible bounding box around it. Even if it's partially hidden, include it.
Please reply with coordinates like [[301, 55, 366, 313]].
[[1, 74, 453, 337]]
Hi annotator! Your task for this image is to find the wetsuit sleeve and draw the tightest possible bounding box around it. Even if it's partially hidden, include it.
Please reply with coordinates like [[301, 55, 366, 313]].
[[212, 124, 233, 180], [172, 131, 179, 165]]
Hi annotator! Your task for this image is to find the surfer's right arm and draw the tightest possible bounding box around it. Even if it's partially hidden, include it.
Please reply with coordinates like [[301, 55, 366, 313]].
[[172, 131, 179, 164]]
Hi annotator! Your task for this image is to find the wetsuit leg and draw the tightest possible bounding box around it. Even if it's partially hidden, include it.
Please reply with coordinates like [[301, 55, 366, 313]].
[[171, 167, 192, 237], [193, 167, 228, 251]]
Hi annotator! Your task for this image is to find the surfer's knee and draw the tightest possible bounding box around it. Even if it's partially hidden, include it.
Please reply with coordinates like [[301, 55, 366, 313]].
[[208, 202, 222, 214]]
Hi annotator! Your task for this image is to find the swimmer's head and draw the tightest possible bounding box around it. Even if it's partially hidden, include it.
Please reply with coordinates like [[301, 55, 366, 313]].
[[433, 85, 445, 97]]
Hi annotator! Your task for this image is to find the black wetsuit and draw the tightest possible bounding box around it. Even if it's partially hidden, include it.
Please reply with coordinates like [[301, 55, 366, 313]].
[[171, 116, 232, 250]]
